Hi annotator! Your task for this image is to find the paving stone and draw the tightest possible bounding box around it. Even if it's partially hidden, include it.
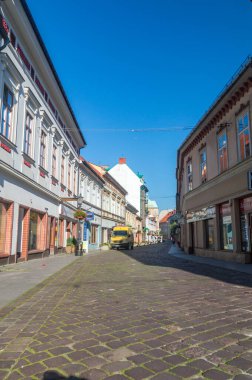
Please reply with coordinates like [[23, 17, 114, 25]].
[[125, 366, 154, 379], [79, 368, 107, 380], [82, 356, 108, 368], [163, 354, 187, 366], [105, 375, 129, 380], [146, 349, 167, 359], [228, 357, 252, 370], [66, 350, 91, 361], [102, 360, 132, 372], [144, 359, 170, 372], [150, 373, 181, 380], [170, 365, 200, 378], [203, 369, 231, 380], [19, 362, 47, 376], [190, 358, 215, 371], [128, 354, 151, 364], [43, 355, 71, 368]]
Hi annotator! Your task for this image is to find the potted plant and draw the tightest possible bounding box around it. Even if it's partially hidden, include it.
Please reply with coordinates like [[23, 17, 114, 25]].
[[66, 237, 78, 254], [74, 210, 86, 220], [66, 237, 73, 254]]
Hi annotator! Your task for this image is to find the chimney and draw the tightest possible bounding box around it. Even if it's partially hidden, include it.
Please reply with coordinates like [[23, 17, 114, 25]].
[[119, 157, 126, 164]]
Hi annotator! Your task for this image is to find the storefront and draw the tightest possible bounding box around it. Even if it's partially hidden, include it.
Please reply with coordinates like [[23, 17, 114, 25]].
[[0, 199, 14, 259], [240, 196, 252, 253]]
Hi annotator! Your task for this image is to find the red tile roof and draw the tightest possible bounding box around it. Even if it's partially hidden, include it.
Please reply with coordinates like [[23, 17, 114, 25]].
[[159, 210, 176, 224]]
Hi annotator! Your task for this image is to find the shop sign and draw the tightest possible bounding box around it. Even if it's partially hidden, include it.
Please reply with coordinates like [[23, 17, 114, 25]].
[[86, 211, 94, 221], [187, 206, 216, 223]]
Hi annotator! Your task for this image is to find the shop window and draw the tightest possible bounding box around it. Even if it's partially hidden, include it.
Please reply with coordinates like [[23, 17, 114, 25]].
[[237, 112, 251, 161], [200, 148, 207, 183], [187, 160, 193, 191], [220, 203, 233, 250], [218, 131, 228, 173], [205, 219, 215, 249], [239, 197, 252, 253], [1, 85, 14, 140], [0, 202, 7, 253], [28, 211, 43, 251]]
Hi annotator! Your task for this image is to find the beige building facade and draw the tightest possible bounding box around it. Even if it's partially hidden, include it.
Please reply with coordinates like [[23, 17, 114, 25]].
[[176, 57, 252, 264]]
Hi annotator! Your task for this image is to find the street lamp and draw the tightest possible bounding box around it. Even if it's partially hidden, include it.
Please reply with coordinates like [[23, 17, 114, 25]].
[[76, 195, 84, 256]]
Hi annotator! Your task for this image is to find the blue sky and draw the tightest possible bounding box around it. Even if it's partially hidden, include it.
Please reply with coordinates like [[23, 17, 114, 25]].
[[27, 0, 252, 211]]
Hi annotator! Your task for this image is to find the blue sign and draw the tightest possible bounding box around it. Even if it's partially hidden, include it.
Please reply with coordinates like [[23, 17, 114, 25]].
[[83, 222, 88, 240], [86, 211, 94, 221]]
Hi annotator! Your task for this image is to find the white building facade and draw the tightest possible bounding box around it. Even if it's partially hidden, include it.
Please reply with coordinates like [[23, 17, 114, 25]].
[[89, 163, 127, 244], [0, 0, 86, 264], [79, 159, 104, 250]]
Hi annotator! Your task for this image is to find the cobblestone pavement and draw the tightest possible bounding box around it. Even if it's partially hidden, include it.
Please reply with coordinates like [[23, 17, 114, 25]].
[[1, 243, 252, 380]]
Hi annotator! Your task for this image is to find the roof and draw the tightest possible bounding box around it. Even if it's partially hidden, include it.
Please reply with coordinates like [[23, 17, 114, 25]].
[[20, 0, 86, 147], [79, 157, 105, 184], [88, 162, 127, 195], [159, 210, 176, 224]]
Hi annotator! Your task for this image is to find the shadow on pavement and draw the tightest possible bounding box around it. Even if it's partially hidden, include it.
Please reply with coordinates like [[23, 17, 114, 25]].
[[43, 371, 88, 380], [121, 242, 252, 288]]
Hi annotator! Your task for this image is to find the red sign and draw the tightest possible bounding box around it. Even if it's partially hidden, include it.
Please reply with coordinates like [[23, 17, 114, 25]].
[[40, 171, 45, 178]]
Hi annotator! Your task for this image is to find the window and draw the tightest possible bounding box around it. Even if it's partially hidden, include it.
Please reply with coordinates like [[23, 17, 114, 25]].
[[187, 160, 192, 191], [1, 85, 14, 140], [28, 211, 43, 251], [61, 155, 65, 184], [218, 131, 228, 173], [237, 112, 251, 161], [200, 148, 207, 182], [52, 145, 57, 177], [73, 170, 77, 194], [24, 112, 33, 156], [40, 131, 46, 168], [220, 203, 233, 250], [68, 163, 71, 190], [205, 219, 215, 249]]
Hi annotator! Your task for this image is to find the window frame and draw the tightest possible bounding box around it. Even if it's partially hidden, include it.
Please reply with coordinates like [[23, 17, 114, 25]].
[[39, 130, 47, 169], [199, 147, 207, 183], [52, 144, 57, 178], [187, 160, 193, 192], [61, 155, 65, 185], [217, 130, 228, 174], [236, 111, 251, 162], [1, 85, 14, 141], [23, 111, 34, 157]]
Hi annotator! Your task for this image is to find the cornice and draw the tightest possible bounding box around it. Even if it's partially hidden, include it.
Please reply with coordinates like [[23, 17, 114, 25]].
[[0, 159, 60, 202]]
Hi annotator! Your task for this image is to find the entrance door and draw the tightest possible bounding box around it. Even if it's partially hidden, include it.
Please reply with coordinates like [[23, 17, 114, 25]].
[[189, 222, 194, 254]]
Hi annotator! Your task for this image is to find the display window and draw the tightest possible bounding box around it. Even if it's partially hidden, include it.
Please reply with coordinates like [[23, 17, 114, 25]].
[[240, 197, 252, 253], [205, 218, 215, 249], [220, 203, 233, 250]]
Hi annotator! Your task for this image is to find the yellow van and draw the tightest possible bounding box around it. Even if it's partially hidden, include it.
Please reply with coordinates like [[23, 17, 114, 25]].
[[110, 226, 134, 250]]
